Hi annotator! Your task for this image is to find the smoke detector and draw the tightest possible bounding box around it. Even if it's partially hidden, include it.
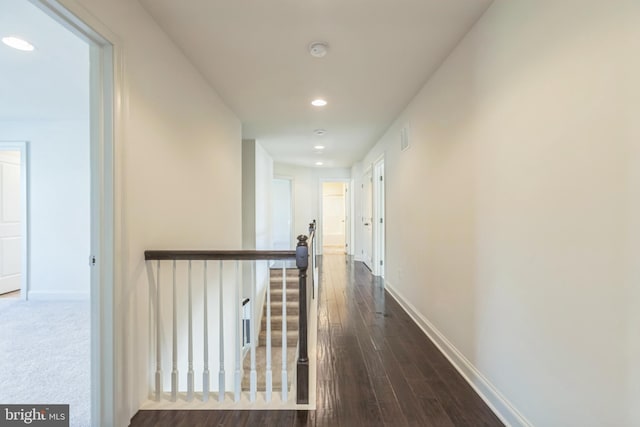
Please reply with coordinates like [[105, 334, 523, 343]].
[[313, 129, 327, 136], [309, 42, 328, 58]]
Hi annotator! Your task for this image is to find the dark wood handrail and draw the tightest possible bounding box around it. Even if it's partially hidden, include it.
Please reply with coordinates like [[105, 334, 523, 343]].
[[144, 250, 296, 261]]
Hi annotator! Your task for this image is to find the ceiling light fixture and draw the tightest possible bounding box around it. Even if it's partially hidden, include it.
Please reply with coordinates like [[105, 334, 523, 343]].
[[315, 161, 324, 166], [313, 129, 327, 136], [311, 99, 327, 107], [309, 41, 329, 58], [2, 36, 35, 51], [314, 145, 325, 150]]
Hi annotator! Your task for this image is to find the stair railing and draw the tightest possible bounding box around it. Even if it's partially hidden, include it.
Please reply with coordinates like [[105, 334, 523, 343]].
[[296, 218, 316, 404], [144, 225, 314, 405]]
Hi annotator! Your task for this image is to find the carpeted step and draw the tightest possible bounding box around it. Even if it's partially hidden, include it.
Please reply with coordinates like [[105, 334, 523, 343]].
[[269, 287, 299, 299], [259, 329, 298, 347], [262, 314, 298, 332], [269, 268, 299, 279], [241, 346, 297, 391], [268, 301, 299, 316], [269, 277, 299, 290]]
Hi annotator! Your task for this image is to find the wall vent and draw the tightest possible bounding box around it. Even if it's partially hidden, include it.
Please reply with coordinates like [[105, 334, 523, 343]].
[[400, 124, 410, 151]]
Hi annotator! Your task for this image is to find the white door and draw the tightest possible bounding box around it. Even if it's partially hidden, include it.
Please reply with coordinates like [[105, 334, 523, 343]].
[[363, 170, 373, 270], [0, 151, 21, 295]]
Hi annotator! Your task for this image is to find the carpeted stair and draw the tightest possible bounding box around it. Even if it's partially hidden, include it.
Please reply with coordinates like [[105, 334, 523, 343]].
[[242, 267, 299, 392]]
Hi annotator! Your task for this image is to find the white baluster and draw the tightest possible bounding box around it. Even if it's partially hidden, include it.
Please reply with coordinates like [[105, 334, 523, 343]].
[[234, 260, 241, 402], [266, 263, 272, 401], [155, 260, 162, 401], [218, 260, 225, 402], [171, 259, 178, 402], [187, 260, 194, 401], [250, 261, 257, 401], [203, 261, 210, 402], [281, 264, 288, 401]]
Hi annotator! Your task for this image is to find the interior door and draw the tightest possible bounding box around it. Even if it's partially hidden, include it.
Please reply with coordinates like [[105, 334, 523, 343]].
[[0, 151, 21, 295], [363, 170, 373, 270]]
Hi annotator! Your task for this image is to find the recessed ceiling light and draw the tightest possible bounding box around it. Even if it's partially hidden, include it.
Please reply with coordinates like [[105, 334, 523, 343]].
[[314, 145, 325, 150], [2, 36, 35, 52], [313, 129, 327, 136], [315, 161, 324, 166], [311, 99, 327, 107]]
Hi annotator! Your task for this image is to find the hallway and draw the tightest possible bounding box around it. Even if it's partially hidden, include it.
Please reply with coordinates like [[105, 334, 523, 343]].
[[130, 254, 503, 426]]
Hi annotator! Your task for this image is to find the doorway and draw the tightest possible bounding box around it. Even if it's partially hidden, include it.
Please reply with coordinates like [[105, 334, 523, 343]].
[[1, 0, 116, 425], [322, 182, 348, 254]]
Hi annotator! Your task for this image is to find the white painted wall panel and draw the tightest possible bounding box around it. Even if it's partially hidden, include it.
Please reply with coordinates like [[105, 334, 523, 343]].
[[1, 120, 90, 298], [356, 1, 639, 425], [56, 0, 243, 424], [1, 163, 20, 222], [1, 238, 20, 276]]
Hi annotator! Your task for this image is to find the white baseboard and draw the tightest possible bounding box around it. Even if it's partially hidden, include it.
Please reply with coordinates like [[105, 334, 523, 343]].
[[27, 291, 90, 301], [384, 280, 533, 427]]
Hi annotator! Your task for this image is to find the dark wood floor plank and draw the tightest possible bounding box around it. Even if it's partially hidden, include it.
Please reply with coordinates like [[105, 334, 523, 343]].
[[130, 255, 503, 427]]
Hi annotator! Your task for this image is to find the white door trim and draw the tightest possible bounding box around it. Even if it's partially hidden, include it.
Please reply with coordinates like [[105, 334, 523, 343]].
[[31, 1, 120, 425], [373, 155, 385, 278], [0, 141, 29, 300]]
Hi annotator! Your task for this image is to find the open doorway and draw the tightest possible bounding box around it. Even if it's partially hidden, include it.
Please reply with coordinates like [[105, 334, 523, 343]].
[[0, 0, 116, 424], [322, 181, 348, 254]]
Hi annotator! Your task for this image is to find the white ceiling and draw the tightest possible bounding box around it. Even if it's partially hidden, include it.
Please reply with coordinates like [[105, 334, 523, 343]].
[[0, 0, 89, 122], [139, 0, 493, 168]]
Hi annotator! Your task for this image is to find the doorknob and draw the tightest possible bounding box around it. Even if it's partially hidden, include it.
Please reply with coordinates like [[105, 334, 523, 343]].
[[364, 222, 370, 226]]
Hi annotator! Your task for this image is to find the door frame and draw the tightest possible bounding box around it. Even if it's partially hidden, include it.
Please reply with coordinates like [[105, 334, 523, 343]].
[[32, 1, 119, 425], [0, 142, 29, 299], [318, 178, 351, 256], [373, 155, 385, 278], [361, 167, 374, 270]]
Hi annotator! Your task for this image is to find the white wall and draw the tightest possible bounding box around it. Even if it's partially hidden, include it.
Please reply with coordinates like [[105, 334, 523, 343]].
[[58, 0, 243, 424], [0, 120, 90, 299], [272, 178, 293, 249], [254, 142, 273, 252], [356, 1, 639, 426], [274, 163, 350, 251], [241, 139, 273, 348], [242, 139, 256, 249]]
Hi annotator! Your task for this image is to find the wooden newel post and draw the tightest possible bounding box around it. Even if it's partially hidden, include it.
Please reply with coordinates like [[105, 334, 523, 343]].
[[296, 234, 309, 404]]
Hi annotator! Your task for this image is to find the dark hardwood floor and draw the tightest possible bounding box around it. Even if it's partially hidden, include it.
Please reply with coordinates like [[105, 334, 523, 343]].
[[129, 255, 504, 427]]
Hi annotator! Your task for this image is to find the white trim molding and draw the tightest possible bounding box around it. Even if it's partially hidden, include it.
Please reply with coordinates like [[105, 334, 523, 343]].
[[384, 280, 533, 427]]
